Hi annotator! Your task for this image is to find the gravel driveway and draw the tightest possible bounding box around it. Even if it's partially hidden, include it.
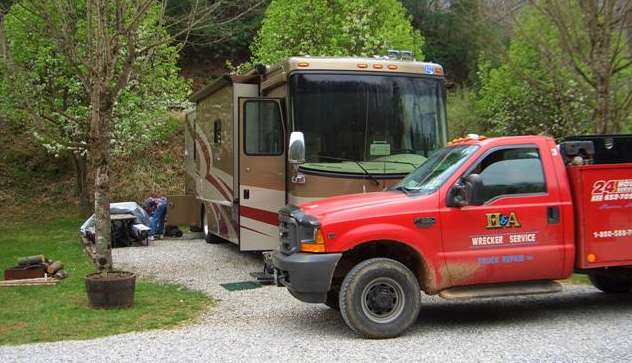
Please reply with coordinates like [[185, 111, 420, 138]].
[[2, 236, 632, 362]]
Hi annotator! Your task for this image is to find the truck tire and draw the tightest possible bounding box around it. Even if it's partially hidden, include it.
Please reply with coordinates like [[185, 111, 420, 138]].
[[589, 272, 632, 293], [202, 207, 222, 244], [325, 288, 339, 310], [339, 258, 420, 339]]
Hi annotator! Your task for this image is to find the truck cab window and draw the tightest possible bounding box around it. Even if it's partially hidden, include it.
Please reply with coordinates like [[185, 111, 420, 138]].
[[473, 147, 546, 202], [244, 101, 283, 155]]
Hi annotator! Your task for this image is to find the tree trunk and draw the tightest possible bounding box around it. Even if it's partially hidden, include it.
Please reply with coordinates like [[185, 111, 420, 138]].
[[584, 0, 615, 134], [591, 16, 612, 134], [90, 0, 114, 274], [92, 123, 112, 272], [92, 91, 113, 273], [90, 74, 113, 272], [595, 74, 611, 134], [72, 152, 91, 218]]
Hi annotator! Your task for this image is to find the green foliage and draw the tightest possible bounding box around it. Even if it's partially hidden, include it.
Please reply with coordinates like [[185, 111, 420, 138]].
[[0, 217, 210, 345], [404, 0, 508, 85], [447, 87, 485, 139], [165, 0, 268, 61], [476, 3, 632, 137], [250, 0, 423, 67], [476, 7, 593, 139], [0, 1, 191, 158]]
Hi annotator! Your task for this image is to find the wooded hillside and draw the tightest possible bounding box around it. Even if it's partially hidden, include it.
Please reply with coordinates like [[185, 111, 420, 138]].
[[0, 0, 630, 220]]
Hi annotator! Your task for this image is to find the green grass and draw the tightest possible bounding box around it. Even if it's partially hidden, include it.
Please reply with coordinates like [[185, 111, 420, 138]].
[[563, 273, 591, 285], [0, 217, 211, 346]]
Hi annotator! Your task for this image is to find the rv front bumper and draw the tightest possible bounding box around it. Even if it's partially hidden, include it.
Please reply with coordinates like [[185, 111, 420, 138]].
[[271, 250, 342, 303]]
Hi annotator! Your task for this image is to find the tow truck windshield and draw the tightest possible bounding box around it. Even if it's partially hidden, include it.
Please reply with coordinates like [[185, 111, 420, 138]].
[[393, 144, 478, 194]]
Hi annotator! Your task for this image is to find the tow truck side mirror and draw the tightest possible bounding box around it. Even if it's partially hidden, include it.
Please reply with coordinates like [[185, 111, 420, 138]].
[[289, 131, 305, 164], [447, 174, 483, 207]]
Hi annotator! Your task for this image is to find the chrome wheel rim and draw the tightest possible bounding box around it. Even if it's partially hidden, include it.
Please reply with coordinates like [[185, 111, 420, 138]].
[[203, 208, 209, 236], [361, 277, 405, 324]]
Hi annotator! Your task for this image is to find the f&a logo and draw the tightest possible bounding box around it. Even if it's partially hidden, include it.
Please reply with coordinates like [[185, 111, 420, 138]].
[[486, 212, 521, 229]]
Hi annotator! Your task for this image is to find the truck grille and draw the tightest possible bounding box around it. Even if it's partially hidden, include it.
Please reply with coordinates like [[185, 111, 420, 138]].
[[279, 212, 299, 255]]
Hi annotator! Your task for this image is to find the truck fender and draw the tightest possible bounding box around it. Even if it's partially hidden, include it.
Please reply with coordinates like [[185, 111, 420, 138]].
[[333, 223, 443, 293]]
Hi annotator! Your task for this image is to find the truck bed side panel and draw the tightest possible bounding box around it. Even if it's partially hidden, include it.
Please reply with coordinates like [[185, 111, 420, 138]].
[[569, 163, 632, 268]]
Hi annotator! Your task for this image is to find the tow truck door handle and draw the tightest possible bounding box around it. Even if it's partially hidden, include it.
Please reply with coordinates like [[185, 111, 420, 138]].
[[547, 206, 560, 224], [414, 217, 436, 228]]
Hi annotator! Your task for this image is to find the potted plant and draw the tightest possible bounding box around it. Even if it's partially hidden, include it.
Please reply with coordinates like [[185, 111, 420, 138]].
[[85, 270, 136, 309], [81, 216, 136, 309]]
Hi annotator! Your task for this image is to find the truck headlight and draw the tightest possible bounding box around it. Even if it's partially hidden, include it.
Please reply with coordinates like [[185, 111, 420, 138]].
[[300, 228, 326, 253]]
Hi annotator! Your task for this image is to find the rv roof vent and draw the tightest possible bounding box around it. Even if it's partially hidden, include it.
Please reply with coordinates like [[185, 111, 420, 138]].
[[387, 49, 401, 59], [385, 49, 414, 61]]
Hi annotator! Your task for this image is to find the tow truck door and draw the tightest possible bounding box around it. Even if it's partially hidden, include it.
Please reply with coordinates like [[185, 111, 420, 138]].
[[238, 98, 286, 251], [440, 143, 565, 285]]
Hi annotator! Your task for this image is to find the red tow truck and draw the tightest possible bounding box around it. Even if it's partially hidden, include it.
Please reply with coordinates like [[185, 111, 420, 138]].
[[271, 134, 632, 338]]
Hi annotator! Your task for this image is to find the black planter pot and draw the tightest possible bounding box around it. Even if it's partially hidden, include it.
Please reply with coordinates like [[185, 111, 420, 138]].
[[85, 271, 136, 309]]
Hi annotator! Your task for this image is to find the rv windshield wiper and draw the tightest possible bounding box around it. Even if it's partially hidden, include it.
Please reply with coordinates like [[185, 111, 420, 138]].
[[377, 160, 419, 170], [317, 155, 381, 187]]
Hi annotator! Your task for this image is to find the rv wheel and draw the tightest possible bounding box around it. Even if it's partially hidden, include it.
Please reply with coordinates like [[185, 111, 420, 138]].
[[202, 207, 222, 244]]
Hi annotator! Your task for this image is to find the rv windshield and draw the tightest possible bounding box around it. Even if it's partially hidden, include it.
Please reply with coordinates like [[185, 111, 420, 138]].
[[290, 72, 447, 175]]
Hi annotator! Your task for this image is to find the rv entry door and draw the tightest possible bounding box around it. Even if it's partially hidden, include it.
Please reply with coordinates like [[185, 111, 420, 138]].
[[238, 98, 286, 250]]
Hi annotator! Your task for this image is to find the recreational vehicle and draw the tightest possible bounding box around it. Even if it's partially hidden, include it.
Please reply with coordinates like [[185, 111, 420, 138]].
[[177, 56, 448, 251]]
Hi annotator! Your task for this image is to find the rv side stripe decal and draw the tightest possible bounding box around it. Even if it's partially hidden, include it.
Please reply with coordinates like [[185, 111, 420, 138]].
[[218, 177, 233, 194], [240, 206, 278, 226], [206, 174, 231, 201], [195, 132, 232, 199]]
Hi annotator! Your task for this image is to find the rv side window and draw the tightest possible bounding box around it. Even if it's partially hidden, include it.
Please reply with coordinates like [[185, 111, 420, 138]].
[[193, 118, 197, 161], [213, 119, 221, 144], [244, 101, 283, 155]]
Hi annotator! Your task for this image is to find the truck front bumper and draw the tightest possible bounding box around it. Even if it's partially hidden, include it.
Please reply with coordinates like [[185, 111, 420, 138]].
[[271, 250, 342, 303]]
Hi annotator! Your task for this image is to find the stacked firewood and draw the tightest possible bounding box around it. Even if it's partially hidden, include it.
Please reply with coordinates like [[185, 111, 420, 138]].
[[1, 255, 68, 287]]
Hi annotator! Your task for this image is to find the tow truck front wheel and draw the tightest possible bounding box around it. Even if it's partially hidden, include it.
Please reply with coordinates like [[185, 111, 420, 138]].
[[339, 258, 420, 339]]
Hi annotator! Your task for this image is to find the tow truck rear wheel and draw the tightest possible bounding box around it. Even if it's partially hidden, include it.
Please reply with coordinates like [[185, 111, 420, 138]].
[[339, 258, 420, 339], [589, 272, 632, 293]]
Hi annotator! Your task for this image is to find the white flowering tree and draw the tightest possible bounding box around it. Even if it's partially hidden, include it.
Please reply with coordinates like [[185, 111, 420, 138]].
[[1, 0, 264, 274], [0, 2, 190, 217]]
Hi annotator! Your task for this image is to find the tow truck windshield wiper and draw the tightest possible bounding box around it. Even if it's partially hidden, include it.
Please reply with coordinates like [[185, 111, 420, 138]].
[[391, 185, 421, 194]]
